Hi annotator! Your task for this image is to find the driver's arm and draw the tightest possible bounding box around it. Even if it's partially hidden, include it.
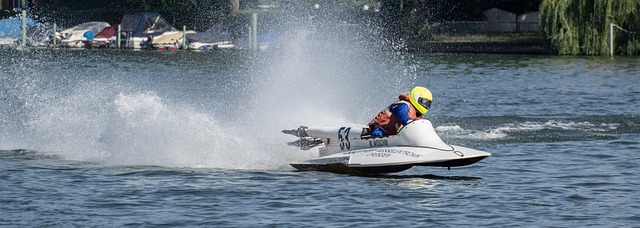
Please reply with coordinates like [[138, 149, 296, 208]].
[[389, 103, 412, 125]]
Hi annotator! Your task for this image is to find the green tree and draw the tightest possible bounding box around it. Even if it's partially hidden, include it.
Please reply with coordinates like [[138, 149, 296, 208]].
[[540, 0, 640, 55]]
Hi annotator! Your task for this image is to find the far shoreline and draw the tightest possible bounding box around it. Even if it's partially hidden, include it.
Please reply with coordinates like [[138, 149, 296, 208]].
[[405, 33, 549, 54], [406, 41, 549, 54]]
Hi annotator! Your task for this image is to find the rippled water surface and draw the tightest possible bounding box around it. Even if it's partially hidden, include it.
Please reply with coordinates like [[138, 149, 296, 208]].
[[1, 48, 639, 226]]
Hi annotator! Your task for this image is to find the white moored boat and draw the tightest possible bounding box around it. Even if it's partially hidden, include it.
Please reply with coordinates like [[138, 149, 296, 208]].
[[283, 119, 491, 174]]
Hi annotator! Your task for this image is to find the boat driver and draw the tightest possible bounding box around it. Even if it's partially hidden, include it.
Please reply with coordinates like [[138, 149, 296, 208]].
[[368, 86, 432, 138]]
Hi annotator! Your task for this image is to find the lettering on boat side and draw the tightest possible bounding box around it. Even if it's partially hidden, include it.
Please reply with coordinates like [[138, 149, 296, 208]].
[[369, 139, 389, 147], [355, 148, 421, 158], [383, 149, 421, 158], [366, 152, 392, 158]]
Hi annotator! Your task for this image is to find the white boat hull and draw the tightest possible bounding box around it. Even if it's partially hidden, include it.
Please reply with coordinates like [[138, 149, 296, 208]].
[[291, 145, 489, 174], [284, 119, 491, 174]]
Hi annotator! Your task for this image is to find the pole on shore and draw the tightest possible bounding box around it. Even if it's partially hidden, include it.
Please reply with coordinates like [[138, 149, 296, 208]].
[[117, 25, 121, 49], [183, 25, 187, 50], [609, 23, 614, 59], [21, 10, 26, 47], [248, 26, 252, 50], [53, 23, 57, 47], [251, 13, 258, 51]]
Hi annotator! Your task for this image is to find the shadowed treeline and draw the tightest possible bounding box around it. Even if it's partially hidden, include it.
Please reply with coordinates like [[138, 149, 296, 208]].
[[20, 0, 540, 38]]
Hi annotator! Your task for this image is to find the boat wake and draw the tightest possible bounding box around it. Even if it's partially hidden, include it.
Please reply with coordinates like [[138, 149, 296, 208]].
[[434, 115, 637, 144], [3, 85, 305, 170]]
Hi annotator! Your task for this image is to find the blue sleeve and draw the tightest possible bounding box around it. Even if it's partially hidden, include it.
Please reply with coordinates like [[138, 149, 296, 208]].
[[390, 103, 412, 125]]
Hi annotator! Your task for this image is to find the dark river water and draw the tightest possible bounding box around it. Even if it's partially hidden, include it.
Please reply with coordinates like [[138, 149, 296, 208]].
[[1, 43, 639, 226]]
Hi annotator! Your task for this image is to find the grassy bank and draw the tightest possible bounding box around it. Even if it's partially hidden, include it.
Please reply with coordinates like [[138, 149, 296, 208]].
[[430, 32, 543, 43], [408, 32, 549, 54]]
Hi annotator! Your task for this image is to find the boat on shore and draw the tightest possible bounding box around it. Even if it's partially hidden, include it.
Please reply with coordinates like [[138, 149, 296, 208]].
[[119, 12, 176, 49], [88, 24, 118, 48], [58, 21, 110, 48], [146, 30, 195, 50], [0, 17, 36, 47], [186, 24, 235, 50]]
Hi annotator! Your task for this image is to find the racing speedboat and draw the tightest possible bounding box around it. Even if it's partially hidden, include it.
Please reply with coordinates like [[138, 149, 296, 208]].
[[283, 119, 490, 174]]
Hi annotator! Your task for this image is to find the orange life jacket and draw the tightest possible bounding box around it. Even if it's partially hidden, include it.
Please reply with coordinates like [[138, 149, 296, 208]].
[[368, 94, 421, 135]]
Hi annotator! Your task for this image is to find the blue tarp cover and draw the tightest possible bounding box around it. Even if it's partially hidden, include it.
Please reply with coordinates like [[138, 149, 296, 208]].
[[0, 17, 36, 37]]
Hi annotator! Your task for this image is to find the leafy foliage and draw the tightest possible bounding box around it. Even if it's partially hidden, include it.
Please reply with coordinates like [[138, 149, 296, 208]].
[[540, 0, 640, 55]]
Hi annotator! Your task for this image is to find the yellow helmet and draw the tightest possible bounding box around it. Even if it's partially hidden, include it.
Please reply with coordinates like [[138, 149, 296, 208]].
[[409, 86, 432, 115]]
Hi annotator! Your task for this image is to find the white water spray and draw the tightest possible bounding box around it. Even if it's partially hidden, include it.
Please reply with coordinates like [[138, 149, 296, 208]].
[[1, 11, 418, 170]]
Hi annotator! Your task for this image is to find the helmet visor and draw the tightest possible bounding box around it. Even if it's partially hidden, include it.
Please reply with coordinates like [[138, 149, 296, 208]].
[[418, 97, 431, 111]]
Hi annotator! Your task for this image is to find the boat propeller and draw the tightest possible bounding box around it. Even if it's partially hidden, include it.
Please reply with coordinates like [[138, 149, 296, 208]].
[[282, 126, 309, 137], [282, 126, 322, 150], [286, 138, 324, 150]]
